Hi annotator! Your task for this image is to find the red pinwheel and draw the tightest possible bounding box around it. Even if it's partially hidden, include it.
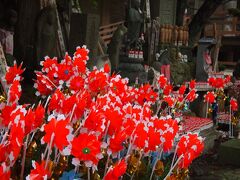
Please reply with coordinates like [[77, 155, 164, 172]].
[[104, 159, 127, 180], [189, 80, 196, 90], [208, 77, 225, 89], [178, 85, 186, 95], [84, 109, 106, 135], [122, 86, 138, 104], [5, 62, 24, 84], [26, 161, 51, 180], [208, 77, 215, 87], [73, 56, 87, 75], [167, 118, 179, 136], [204, 91, 215, 104], [177, 133, 204, 168], [224, 75, 231, 84], [121, 108, 136, 136], [163, 84, 173, 96], [40, 57, 58, 79], [109, 130, 127, 154], [0, 103, 17, 127], [0, 145, 8, 162], [34, 103, 45, 128], [41, 115, 73, 152], [163, 96, 175, 107], [177, 95, 184, 102], [72, 46, 89, 74], [160, 118, 179, 152], [25, 108, 36, 135], [214, 78, 225, 89], [57, 61, 74, 82], [25, 104, 45, 135], [71, 133, 101, 165], [34, 72, 55, 97], [230, 98, 238, 111], [142, 102, 152, 120], [8, 122, 25, 163], [133, 123, 148, 149], [104, 63, 111, 73], [0, 163, 11, 180], [153, 118, 168, 133], [64, 52, 72, 65], [5, 105, 26, 127], [69, 76, 85, 92], [137, 84, 158, 105], [186, 89, 198, 102], [177, 136, 188, 156], [88, 69, 109, 94], [162, 131, 175, 152], [109, 75, 128, 96], [8, 78, 22, 104], [105, 109, 124, 136], [74, 46, 89, 61], [48, 89, 65, 113], [62, 95, 77, 116], [158, 74, 167, 89], [73, 90, 91, 120], [146, 126, 161, 152]]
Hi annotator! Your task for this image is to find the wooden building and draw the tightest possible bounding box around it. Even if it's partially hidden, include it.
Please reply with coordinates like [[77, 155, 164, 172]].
[[79, 0, 128, 26]]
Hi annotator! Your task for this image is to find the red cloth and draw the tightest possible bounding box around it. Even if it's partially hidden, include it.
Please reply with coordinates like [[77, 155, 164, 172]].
[[161, 65, 170, 82], [204, 52, 212, 65]]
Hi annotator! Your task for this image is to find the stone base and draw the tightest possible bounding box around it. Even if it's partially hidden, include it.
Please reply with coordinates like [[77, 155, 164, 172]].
[[200, 127, 220, 154], [219, 139, 240, 166], [119, 70, 147, 84], [119, 55, 144, 64], [118, 62, 147, 84], [118, 63, 145, 72]]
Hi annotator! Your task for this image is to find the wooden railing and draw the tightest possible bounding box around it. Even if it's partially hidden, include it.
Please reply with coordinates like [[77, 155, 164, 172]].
[[205, 17, 240, 37], [99, 21, 124, 45]]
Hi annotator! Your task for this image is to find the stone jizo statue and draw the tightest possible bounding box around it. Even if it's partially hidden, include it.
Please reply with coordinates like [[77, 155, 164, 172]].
[[126, 0, 143, 50], [37, 6, 58, 63]]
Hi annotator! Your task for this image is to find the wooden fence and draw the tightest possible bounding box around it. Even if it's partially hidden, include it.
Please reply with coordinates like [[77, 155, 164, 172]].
[[99, 21, 124, 45]]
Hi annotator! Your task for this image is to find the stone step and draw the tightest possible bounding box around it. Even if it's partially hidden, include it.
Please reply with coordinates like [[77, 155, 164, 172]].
[[200, 127, 220, 153], [219, 139, 240, 166]]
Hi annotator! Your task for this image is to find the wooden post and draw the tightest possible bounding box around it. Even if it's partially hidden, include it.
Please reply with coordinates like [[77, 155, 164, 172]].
[[53, 0, 66, 57]]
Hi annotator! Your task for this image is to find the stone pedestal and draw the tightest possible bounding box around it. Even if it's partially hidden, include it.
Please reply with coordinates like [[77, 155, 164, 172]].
[[118, 56, 147, 84]]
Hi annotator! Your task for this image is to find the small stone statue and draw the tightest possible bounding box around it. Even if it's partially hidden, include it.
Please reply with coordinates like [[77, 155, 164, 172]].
[[126, 0, 143, 50], [108, 24, 128, 71], [36, 6, 58, 63]]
